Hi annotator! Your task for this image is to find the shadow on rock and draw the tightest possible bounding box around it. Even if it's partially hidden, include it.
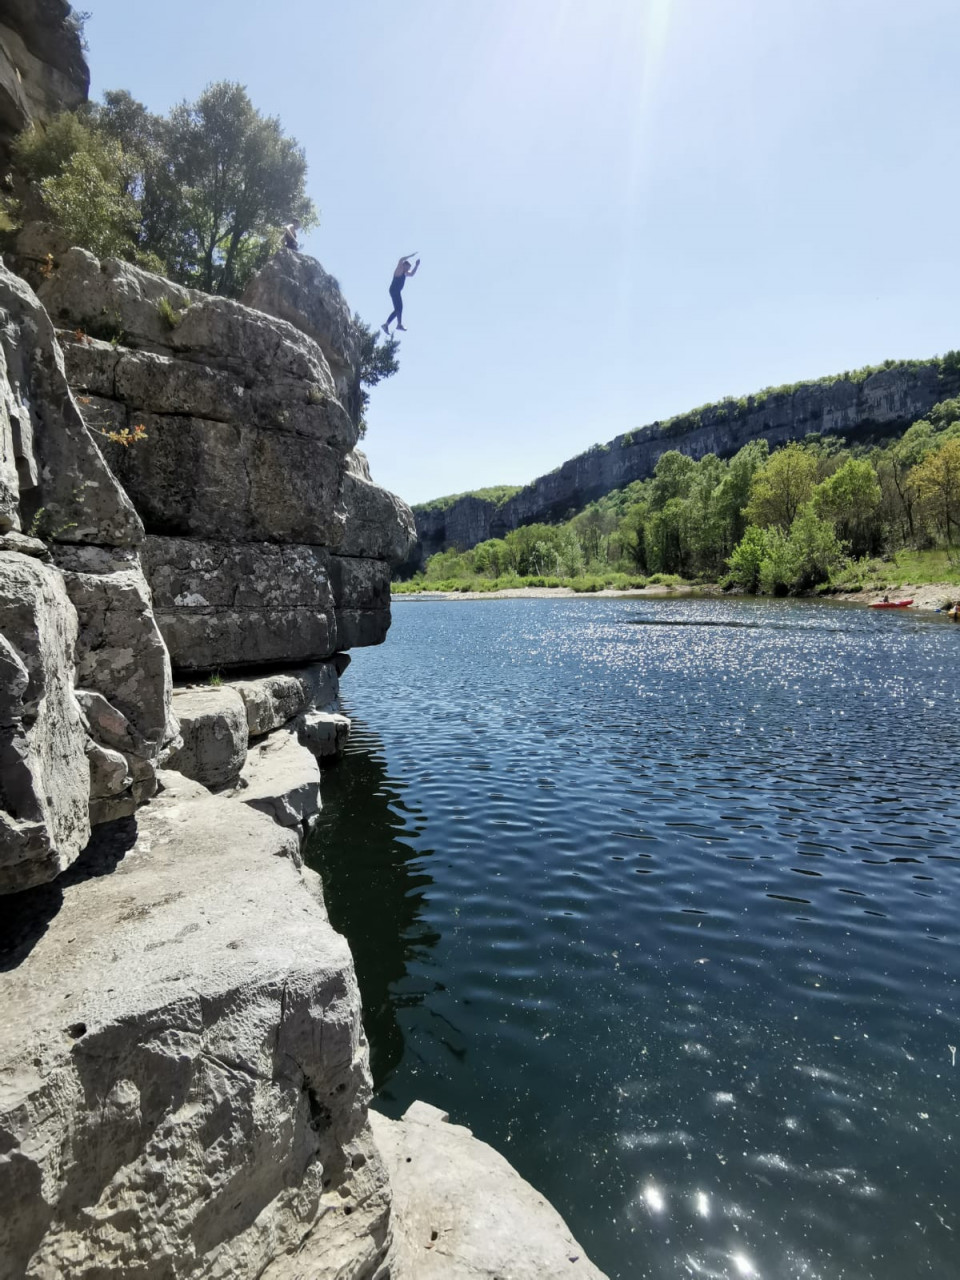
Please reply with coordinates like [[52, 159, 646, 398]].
[[0, 817, 138, 971]]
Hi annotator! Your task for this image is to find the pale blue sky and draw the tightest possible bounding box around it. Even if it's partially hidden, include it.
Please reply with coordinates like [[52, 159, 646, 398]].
[[84, 0, 960, 507]]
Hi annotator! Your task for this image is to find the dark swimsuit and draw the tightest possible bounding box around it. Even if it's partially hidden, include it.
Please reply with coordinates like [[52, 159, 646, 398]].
[[387, 272, 406, 325]]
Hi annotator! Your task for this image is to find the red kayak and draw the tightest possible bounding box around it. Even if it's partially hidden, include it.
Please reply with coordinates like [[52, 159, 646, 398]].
[[869, 599, 913, 609]]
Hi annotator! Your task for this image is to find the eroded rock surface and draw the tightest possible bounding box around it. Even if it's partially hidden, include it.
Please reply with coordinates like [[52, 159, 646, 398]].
[[168, 686, 248, 789], [0, 552, 88, 893], [142, 537, 338, 671], [0, 259, 173, 881], [242, 249, 363, 424], [35, 248, 414, 672], [0, 773, 392, 1280], [371, 1102, 608, 1279], [235, 729, 322, 833]]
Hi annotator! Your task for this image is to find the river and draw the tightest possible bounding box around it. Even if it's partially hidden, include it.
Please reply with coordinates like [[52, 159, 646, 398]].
[[304, 595, 960, 1280]]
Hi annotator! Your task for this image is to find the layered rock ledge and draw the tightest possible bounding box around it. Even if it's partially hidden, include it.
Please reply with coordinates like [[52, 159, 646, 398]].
[[0, 773, 392, 1280], [37, 247, 413, 671]]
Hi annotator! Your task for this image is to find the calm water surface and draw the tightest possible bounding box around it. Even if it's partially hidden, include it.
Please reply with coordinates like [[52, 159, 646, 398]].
[[304, 596, 960, 1280]]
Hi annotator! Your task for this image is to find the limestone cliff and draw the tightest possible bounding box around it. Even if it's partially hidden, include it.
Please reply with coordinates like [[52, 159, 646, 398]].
[[36, 247, 414, 669], [0, 260, 173, 892], [0, 0, 89, 168], [0, 238, 413, 1276], [411, 358, 960, 567]]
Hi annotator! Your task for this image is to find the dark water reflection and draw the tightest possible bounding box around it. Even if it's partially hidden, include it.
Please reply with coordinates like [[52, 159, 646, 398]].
[[305, 597, 960, 1280], [304, 726, 440, 1084]]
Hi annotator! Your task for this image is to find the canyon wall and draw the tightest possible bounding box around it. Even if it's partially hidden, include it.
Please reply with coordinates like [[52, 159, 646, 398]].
[[411, 359, 960, 567]]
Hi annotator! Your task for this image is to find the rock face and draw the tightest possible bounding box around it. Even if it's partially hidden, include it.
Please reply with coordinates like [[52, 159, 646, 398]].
[[371, 1102, 607, 1279], [242, 249, 363, 425], [235, 728, 322, 834], [0, 0, 89, 168], [409, 358, 960, 567], [0, 552, 88, 892], [0, 772, 392, 1280], [39, 248, 415, 671], [167, 686, 249, 789], [0, 261, 175, 888]]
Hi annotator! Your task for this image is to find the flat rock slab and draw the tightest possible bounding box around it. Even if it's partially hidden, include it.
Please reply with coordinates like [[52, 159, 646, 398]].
[[370, 1102, 608, 1280], [235, 729, 322, 830], [0, 772, 387, 1280]]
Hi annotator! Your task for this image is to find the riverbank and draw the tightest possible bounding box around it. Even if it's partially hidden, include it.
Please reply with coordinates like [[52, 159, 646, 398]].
[[393, 581, 960, 609], [394, 583, 718, 602], [826, 582, 959, 610]]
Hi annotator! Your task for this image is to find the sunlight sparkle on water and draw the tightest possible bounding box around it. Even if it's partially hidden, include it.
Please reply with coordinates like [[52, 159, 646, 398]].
[[642, 1183, 666, 1214]]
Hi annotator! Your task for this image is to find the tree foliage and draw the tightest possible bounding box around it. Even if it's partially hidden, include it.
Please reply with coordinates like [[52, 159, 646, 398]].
[[405, 400, 960, 596], [12, 83, 317, 298]]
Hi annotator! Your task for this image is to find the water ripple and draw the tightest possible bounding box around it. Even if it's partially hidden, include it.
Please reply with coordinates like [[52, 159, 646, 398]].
[[306, 596, 960, 1280]]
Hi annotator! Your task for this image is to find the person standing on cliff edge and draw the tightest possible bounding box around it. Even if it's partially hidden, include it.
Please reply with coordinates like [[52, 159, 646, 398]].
[[382, 254, 420, 335]]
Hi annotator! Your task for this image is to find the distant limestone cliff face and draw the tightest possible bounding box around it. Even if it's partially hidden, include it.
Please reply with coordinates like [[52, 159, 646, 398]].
[[0, 0, 88, 166], [410, 360, 960, 568]]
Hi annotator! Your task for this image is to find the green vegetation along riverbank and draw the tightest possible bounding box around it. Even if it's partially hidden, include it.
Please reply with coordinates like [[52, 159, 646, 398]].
[[399, 400, 960, 600]]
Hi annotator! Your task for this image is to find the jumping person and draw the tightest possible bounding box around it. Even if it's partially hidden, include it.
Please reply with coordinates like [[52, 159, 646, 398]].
[[282, 218, 301, 251], [382, 254, 420, 335]]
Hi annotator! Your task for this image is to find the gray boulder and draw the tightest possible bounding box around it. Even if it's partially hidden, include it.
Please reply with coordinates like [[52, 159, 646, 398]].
[[297, 710, 351, 759], [235, 729, 323, 833], [0, 552, 89, 893], [233, 674, 309, 737], [0, 263, 142, 547], [294, 659, 342, 713], [242, 250, 363, 423], [371, 1102, 608, 1279], [168, 686, 249, 789], [0, 771, 391, 1279], [341, 454, 417, 564], [53, 544, 176, 821]]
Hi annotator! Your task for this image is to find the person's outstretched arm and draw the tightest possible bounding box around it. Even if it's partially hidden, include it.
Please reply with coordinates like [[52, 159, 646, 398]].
[[408, 258, 421, 276]]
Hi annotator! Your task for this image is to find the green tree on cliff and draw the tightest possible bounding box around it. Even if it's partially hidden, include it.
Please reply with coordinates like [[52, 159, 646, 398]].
[[165, 82, 316, 296], [12, 113, 141, 260], [11, 83, 317, 297]]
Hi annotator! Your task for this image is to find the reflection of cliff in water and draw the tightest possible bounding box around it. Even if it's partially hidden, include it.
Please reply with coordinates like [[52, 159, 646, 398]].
[[303, 720, 440, 1088]]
